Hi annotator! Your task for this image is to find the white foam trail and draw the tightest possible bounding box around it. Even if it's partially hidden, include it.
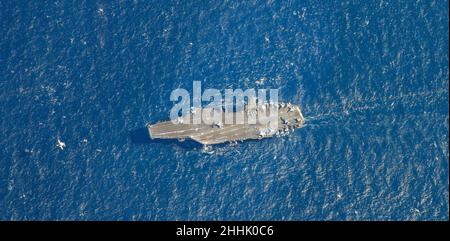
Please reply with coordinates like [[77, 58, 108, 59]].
[[301, 88, 448, 128]]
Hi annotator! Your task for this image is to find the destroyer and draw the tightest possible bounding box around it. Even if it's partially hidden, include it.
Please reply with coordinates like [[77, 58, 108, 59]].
[[147, 102, 304, 145]]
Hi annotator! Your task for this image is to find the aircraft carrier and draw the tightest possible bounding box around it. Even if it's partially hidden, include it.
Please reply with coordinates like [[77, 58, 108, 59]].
[[147, 103, 304, 145]]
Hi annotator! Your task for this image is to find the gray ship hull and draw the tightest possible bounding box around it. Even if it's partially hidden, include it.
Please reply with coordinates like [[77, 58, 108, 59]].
[[147, 103, 304, 145]]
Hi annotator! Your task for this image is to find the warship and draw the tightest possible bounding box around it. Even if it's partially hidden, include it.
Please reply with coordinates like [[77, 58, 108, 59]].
[[147, 102, 304, 145]]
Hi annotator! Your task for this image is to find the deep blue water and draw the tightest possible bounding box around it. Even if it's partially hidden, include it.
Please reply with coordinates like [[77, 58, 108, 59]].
[[0, 0, 448, 220]]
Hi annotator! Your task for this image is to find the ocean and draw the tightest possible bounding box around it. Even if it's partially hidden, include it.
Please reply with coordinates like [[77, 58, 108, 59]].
[[0, 0, 448, 220]]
